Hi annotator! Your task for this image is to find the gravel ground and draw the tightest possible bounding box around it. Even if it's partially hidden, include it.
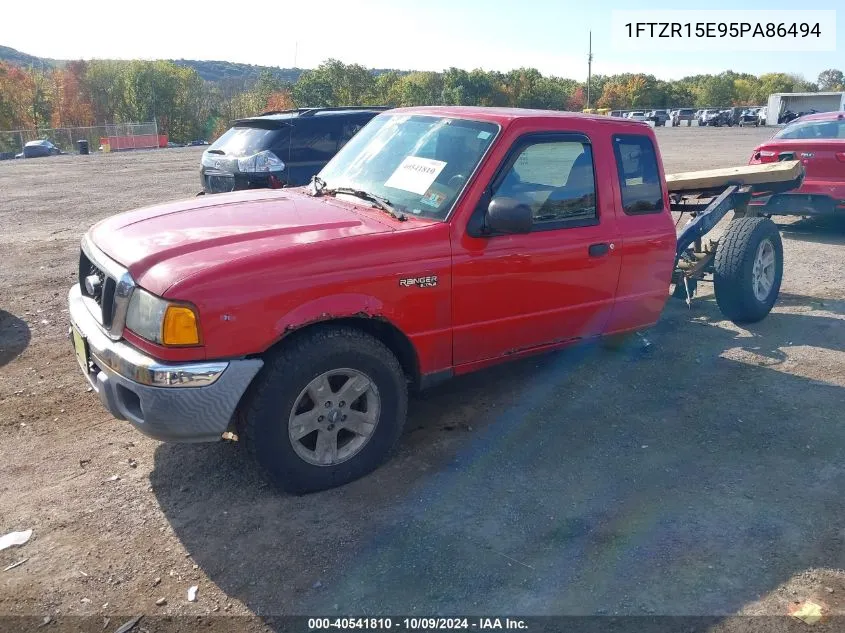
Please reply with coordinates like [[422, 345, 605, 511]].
[[1, 127, 845, 632]]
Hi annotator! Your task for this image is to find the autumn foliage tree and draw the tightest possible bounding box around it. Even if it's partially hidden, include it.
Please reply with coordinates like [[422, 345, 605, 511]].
[[1, 55, 842, 148], [567, 86, 585, 111], [51, 61, 93, 127], [265, 90, 294, 112]]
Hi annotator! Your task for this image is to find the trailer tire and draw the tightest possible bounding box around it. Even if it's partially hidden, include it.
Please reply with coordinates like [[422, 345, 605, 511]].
[[714, 217, 783, 323], [240, 326, 408, 494]]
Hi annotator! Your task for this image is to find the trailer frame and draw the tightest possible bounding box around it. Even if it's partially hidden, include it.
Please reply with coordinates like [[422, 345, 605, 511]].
[[666, 161, 804, 320]]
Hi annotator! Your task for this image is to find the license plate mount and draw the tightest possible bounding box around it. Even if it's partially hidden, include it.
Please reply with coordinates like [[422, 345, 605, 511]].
[[72, 326, 90, 374]]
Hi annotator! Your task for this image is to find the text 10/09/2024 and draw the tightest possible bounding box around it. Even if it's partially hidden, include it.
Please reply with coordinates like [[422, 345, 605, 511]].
[[307, 618, 528, 630]]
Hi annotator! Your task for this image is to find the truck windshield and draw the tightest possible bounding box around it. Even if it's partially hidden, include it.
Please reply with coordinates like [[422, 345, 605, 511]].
[[315, 114, 499, 220]]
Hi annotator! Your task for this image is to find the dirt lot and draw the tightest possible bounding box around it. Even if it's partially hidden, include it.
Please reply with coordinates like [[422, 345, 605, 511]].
[[2, 126, 845, 631]]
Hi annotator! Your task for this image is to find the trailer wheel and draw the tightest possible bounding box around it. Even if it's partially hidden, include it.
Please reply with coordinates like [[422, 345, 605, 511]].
[[713, 217, 783, 323]]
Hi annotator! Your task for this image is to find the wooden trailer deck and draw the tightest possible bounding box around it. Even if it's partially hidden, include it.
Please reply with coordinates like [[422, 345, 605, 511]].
[[665, 160, 803, 195]]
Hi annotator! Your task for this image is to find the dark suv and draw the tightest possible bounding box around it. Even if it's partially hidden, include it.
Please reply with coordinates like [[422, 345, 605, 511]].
[[200, 106, 389, 194]]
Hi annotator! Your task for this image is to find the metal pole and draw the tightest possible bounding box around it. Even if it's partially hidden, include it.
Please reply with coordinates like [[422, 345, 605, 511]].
[[586, 31, 593, 109]]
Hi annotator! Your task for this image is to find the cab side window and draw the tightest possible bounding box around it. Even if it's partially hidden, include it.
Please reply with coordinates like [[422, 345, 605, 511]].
[[493, 139, 598, 230], [613, 135, 664, 215]]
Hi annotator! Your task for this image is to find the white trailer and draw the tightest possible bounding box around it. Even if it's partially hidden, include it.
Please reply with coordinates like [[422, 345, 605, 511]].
[[766, 92, 845, 126]]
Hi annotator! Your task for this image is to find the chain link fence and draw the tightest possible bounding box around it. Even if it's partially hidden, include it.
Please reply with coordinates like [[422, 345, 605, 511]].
[[0, 122, 159, 159]]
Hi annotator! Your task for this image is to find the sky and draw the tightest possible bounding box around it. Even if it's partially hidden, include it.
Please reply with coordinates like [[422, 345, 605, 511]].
[[3, 0, 842, 81]]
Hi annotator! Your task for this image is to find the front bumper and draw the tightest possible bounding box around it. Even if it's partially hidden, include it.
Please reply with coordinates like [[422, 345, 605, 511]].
[[68, 284, 263, 442]]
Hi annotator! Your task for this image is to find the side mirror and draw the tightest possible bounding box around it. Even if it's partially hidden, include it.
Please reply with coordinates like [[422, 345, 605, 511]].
[[486, 197, 533, 234]]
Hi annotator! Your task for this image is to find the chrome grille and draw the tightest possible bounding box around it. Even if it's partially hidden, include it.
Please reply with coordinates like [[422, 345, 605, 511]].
[[78, 234, 136, 340]]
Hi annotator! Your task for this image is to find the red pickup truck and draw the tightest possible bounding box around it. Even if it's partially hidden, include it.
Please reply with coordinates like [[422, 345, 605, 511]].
[[69, 106, 786, 493]]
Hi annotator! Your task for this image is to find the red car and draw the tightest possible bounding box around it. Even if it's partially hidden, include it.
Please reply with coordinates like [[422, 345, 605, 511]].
[[748, 111, 845, 216]]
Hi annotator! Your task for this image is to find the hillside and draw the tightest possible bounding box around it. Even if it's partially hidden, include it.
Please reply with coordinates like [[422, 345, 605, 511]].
[[0, 45, 60, 68], [1, 45, 402, 85], [170, 59, 303, 84]]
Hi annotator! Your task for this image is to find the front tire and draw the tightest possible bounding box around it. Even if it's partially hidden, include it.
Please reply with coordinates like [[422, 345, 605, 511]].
[[241, 326, 408, 494], [714, 217, 783, 323]]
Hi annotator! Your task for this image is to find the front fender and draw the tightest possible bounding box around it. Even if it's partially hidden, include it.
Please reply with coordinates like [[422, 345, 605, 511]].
[[272, 293, 387, 339]]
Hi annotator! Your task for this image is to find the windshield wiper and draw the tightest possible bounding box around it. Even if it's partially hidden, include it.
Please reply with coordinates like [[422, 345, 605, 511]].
[[329, 187, 407, 221], [309, 175, 328, 197]]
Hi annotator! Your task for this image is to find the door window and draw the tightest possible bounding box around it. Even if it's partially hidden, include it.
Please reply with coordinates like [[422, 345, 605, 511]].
[[612, 135, 664, 215], [493, 139, 598, 230]]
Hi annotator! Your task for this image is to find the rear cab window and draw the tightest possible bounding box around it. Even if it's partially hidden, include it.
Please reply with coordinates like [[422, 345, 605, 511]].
[[612, 134, 664, 215]]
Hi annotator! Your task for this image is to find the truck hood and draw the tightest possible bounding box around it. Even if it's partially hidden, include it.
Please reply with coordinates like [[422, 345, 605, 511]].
[[90, 189, 395, 295]]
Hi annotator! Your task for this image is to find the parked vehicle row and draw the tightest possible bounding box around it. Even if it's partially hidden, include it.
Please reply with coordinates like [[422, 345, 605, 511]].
[[612, 107, 770, 128]]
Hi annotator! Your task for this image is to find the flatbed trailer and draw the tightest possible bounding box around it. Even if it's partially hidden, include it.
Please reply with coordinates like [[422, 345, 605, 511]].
[[665, 160, 804, 322]]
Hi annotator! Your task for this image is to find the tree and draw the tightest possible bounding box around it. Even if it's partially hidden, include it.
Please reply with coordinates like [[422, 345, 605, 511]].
[[567, 86, 585, 111], [371, 71, 401, 105], [51, 61, 94, 127], [623, 74, 647, 108], [817, 69, 844, 91], [27, 65, 52, 132], [732, 78, 757, 106], [439, 68, 506, 107], [754, 73, 799, 103], [696, 72, 735, 107], [441, 67, 471, 105], [255, 70, 284, 104], [265, 90, 294, 112], [292, 59, 375, 107], [0, 62, 36, 130], [596, 82, 625, 110], [393, 72, 443, 106], [788, 74, 817, 93], [587, 74, 608, 106]]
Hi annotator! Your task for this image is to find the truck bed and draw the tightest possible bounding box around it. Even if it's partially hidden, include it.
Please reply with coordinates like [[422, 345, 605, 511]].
[[665, 160, 803, 195]]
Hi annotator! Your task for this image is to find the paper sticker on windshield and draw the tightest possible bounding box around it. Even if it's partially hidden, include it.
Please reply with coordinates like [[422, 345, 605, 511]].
[[384, 157, 447, 195], [420, 189, 446, 208]]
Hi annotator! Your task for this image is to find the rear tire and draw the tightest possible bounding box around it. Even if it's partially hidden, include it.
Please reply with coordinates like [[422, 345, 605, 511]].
[[241, 326, 408, 494], [713, 217, 783, 323]]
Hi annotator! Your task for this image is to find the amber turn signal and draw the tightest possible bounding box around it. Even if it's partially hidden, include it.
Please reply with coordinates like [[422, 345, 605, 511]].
[[162, 306, 200, 346]]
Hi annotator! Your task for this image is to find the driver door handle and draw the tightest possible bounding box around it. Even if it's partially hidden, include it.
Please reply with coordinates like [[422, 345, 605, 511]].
[[589, 242, 613, 257]]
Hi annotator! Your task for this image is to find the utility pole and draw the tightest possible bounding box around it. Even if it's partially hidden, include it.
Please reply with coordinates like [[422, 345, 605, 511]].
[[586, 31, 593, 109]]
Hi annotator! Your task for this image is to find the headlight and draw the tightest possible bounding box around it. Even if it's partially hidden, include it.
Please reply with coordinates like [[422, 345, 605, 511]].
[[126, 289, 200, 346], [237, 150, 285, 173]]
